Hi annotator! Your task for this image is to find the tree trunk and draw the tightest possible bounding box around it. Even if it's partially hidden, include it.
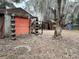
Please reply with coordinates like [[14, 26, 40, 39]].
[[53, 17, 65, 39], [54, 24, 62, 39], [53, 0, 62, 39]]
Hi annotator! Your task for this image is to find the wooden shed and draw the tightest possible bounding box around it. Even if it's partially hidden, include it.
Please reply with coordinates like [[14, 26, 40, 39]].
[[0, 8, 34, 37]]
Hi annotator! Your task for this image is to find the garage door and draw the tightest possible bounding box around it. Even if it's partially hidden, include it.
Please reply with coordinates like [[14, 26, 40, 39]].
[[15, 17, 30, 36]]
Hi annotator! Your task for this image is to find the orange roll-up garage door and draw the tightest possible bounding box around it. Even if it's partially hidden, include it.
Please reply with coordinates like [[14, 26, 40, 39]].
[[15, 17, 30, 36]]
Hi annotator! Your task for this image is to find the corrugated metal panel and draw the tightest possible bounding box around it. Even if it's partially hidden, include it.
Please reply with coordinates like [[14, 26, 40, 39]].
[[15, 17, 30, 36]]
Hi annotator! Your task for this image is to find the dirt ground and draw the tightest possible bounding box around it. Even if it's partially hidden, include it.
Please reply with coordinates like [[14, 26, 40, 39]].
[[0, 30, 79, 59]]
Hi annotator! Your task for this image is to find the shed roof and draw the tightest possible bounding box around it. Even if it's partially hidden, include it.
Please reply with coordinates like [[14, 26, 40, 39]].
[[0, 8, 34, 18]]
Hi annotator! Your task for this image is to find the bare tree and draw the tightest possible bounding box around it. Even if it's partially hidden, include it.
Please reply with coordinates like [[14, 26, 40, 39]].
[[50, 0, 66, 39]]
